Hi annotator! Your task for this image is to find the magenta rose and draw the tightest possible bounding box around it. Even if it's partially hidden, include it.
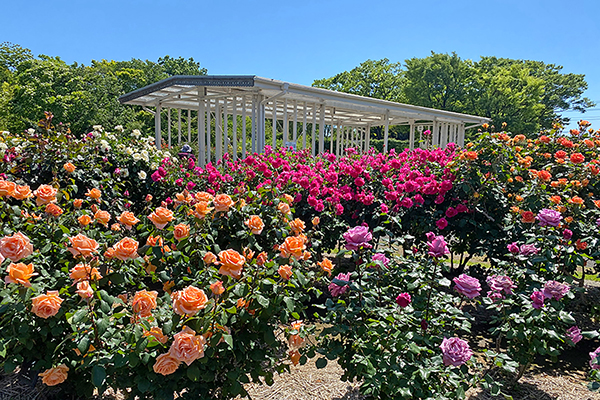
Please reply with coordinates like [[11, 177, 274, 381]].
[[395, 293, 411, 308], [436, 217, 448, 230], [562, 229, 573, 241], [440, 337, 473, 367], [487, 291, 504, 302], [453, 274, 481, 299], [590, 346, 600, 370], [343, 226, 373, 251], [567, 326, 582, 345], [507, 242, 520, 254], [530, 290, 545, 309], [329, 272, 351, 297], [486, 275, 516, 295], [542, 280, 569, 300], [372, 253, 390, 268], [537, 208, 562, 227], [519, 244, 539, 256]]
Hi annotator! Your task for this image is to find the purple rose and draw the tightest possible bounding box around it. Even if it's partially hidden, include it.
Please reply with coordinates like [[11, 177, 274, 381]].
[[487, 291, 504, 302], [395, 293, 411, 308], [537, 208, 562, 227], [486, 275, 516, 295], [507, 242, 520, 254], [372, 253, 390, 268], [563, 229, 573, 241], [519, 244, 539, 256], [567, 326, 582, 345], [453, 274, 481, 299], [426, 233, 450, 258], [590, 346, 600, 370], [597, 217, 600, 227], [531, 290, 545, 309], [440, 337, 473, 367], [343, 226, 373, 251], [329, 272, 351, 297], [542, 280, 569, 300], [436, 217, 448, 230]]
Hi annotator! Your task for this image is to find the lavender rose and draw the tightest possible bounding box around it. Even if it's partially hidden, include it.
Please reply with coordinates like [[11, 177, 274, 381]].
[[531, 290, 545, 309], [372, 253, 390, 268], [567, 326, 582, 345], [542, 280, 569, 300], [440, 337, 473, 367], [453, 274, 481, 299], [328, 272, 351, 297], [519, 244, 539, 256], [426, 232, 450, 258], [395, 293, 411, 308], [486, 275, 516, 295], [537, 208, 562, 227], [343, 226, 373, 251]]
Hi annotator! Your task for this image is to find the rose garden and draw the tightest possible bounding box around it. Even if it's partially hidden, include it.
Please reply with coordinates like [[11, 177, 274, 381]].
[[1, 115, 600, 399]]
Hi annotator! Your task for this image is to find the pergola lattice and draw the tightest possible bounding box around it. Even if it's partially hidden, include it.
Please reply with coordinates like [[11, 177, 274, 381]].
[[119, 75, 491, 166]]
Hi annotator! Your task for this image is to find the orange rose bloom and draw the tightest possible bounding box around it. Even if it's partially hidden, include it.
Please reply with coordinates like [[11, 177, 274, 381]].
[[173, 223, 190, 241], [33, 184, 58, 206], [210, 281, 225, 295], [279, 236, 306, 259], [318, 258, 333, 276], [73, 199, 83, 208], [144, 327, 168, 344], [148, 207, 174, 229], [78, 215, 92, 226], [515, 195, 524, 202], [45, 203, 63, 217], [256, 251, 268, 266], [94, 210, 111, 226], [278, 202, 291, 215], [12, 184, 32, 200], [118, 211, 140, 230], [112, 237, 139, 261], [194, 201, 214, 218], [465, 151, 478, 160], [289, 320, 304, 348], [278, 264, 293, 280], [570, 153, 585, 164], [539, 135, 551, 144], [31, 291, 63, 319], [76, 280, 94, 299], [217, 249, 245, 279], [312, 216, 320, 227], [85, 188, 101, 200], [5, 262, 37, 287], [289, 350, 301, 366], [244, 215, 265, 235], [0, 180, 16, 197], [67, 234, 99, 258], [169, 326, 207, 366], [520, 211, 535, 223], [132, 290, 158, 317], [146, 235, 164, 247], [63, 163, 76, 173], [214, 194, 234, 212], [594, 199, 600, 209], [0, 232, 34, 262], [171, 286, 208, 316], [203, 252, 217, 265], [549, 195, 561, 204], [536, 170, 552, 182], [289, 218, 305, 234], [195, 191, 214, 202], [69, 263, 102, 282], [153, 353, 180, 376], [569, 196, 584, 205], [39, 364, 69, 386]]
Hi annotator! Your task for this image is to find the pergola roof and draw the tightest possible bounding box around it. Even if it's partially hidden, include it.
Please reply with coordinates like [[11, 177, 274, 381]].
[[118, 75, 490, 128]]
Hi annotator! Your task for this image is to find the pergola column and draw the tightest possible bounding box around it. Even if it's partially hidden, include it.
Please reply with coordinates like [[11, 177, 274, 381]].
[[154, 104, 162, 150]]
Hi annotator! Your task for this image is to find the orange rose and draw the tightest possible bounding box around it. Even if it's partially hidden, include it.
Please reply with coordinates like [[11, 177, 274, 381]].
[[565, 216, 574, 223], [73, 199, 83, 208], [244, 215, 264, 235], [214, 194, 234, 212], [203, 252, 217, 265], [33, 184, 58, 206], [94, 210, 111, 226], [549, 195, 561, 204], [278, 264, 293, 280], [153, 353, 180, 376], [289, 320, 304, 348], [520, 211, 535, 223], [5, 262, 37, 287], [12, 184, 32, 200], [594, 200, 600, 209], [210, 281, 225, 295], [144, 327, 168, 344], [0, 232, 34, 262], [289, 218, 305, 234], [289, 350, 301, 366], [569, 196, 584, 205], [69, 263, 102, 282], [194, 201, 214, 218], [195, 191, 213, 202], [78, 215, 92, 226], [38, 364, 69, 386], [63, 162, 76, 173], [31, 290, 63, 319], [515, 195, 524, 202], [67, 234, 99, 258], [536, 170, 552, 182], [111, 223, 121, 232], [279, 236, 306, 259], [217, 249, 245, 279], [570, 153, 585, 164], [256, 251, 268, 266], [243, 247, 254, 261], [45, 203, 63, 217], [0, 180, 16, 197], [146, 235, 164, 247], [76, 280, 94, 299], [173, 223, 190, 241], [465, 151, 478, 160], [558, 205, 567, 213], [176, 191, 193, 204], [312, 216, 320, 227], [104, 247, 115, 260], [169, 326, 206, 365], [118, 211, 140, 230], [132, 290, 158, 317], [113, 237, 139, 261], [85, 188, 101, 200], [283, 194, 294, 204], [148, 207, 174, 229], [171, 286, 208, 316], [278, 202, 291, 215], [318, 258, 333, 276]]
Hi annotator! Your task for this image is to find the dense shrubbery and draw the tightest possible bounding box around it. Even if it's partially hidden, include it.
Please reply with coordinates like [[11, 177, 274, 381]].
[[1, 117, 600, 398]]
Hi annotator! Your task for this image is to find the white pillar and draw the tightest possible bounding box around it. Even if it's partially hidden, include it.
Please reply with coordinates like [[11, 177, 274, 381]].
[[272, 100, 277, 149], [155, 104, 161, 150], [409, 119, 415, 150], [318, 104, 325, 154], [177, 109, 181, 145], [167, 108, 171, 149], [311, 104, 317, 157], [198, 100, 205, 166], [302, 102, 307, 150], [232, 97, 238, 161], [251, 96, 257, 153], [383, 112, 390, 152], [206, 101, 212, 163], [283, 98, 288, 147], [242, 98, 247, 158], [365, 124, 371, 153], [187, 109, 191, 143]]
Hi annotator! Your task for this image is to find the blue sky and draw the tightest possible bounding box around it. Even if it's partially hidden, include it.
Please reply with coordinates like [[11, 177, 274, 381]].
[[2, 0, 600, 130]]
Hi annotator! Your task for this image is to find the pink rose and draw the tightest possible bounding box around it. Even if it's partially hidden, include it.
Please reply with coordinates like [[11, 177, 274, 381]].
[[426, 232, 449, 258], [329, 272, 351, 297], [486, 275, 516, 295], [343, 226, 372, 251], [453, 274, 481, 299], [531, 290, 545, 309], [542, 280, 569, 300], [395, 293, 411, 308], [440, 337, 472, 367]]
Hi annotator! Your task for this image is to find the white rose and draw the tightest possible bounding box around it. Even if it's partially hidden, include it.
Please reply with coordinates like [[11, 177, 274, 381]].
[[131, 129, 141, 138], [132, 153, 141, 161], [27, 128, 35, 135], [93, 125, 103, 132], [138, 171, 147, 180], [114, 125, 124, 132]]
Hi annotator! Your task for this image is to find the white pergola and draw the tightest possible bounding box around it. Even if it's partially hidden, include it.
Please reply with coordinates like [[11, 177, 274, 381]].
[[119, 75, 490, 166]]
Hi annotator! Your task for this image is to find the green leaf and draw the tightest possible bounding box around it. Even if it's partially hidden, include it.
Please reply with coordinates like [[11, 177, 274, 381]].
[[91, 365, 106, 387], [77, 336, 90, 354], [97, 318, 109, 336], [223, 334, 233, 349], [255, 294, 269, 308], [315, 358, 328, 369], [283, 297, 295, 312], [137, 377, 151, 393], [187, 365, 201, 381], [72, 309, 87, 324], [490, 383, 500, 396], [559, 311, 576, 325]]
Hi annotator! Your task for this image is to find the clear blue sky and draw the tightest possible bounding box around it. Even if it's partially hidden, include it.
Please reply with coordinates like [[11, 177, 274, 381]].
[[2, 0, 600, 130]]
